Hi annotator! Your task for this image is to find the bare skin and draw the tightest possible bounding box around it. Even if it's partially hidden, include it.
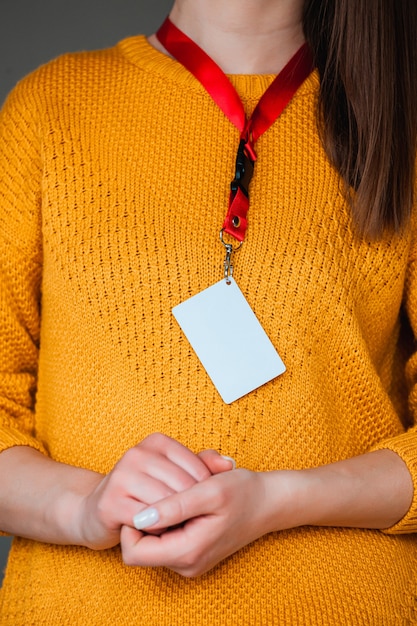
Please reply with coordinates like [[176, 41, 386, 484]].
[[148, 0, 305, 74], [0, 0, 414, 578], [0, 441, 412, 578], [123, 449, 412, 577], [0, 435, 233, 548]]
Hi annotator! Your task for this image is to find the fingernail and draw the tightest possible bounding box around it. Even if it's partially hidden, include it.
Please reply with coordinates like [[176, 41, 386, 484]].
[[133, 508, 159, 530], [221, 455, 236, 469]]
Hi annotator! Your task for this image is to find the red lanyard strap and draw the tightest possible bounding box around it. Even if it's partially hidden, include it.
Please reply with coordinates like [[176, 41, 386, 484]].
[[156, 17, 313, 243]]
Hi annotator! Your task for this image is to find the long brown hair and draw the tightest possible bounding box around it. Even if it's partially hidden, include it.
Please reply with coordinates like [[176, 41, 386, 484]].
[[303, 0, 417, 237]]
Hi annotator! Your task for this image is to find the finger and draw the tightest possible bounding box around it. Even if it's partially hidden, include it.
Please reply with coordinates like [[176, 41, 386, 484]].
[[123, 472, 176, 505], [198, 450, 236, 474], [97, 494, 149, 531], [132, 474, 226, 532], [131, 452, 201, 494], [139, 433, 212, 482], [120, 523, 144, 548], [122, 517, 207, 569]]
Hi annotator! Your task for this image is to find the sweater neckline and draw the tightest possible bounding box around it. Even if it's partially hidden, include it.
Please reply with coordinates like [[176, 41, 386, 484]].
[[117, 35, 319, 102]]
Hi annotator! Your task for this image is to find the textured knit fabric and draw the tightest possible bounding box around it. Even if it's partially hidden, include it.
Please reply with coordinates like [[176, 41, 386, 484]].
[[0, 35, 417, 625]]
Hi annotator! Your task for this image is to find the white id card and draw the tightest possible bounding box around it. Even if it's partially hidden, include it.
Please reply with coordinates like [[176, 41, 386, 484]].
[[172, 278, 286, 403]]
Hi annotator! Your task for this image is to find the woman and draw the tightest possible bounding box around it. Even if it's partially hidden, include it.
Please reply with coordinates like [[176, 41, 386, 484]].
[[0, 0, 416, 623]]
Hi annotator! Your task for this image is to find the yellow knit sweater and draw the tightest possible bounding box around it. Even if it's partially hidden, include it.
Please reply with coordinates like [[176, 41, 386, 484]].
[[1, 35, 417, 625]]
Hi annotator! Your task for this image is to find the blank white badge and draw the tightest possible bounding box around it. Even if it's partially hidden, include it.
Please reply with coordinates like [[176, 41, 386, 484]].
[[172, 278, 286, 404]]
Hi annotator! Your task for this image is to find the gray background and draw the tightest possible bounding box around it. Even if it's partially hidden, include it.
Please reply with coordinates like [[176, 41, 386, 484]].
[[0, 0, 171, 586]]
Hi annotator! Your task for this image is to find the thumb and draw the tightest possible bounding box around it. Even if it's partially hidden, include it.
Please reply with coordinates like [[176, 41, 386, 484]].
[[198, 449, 236, 474], [132, 477, 216, 532]]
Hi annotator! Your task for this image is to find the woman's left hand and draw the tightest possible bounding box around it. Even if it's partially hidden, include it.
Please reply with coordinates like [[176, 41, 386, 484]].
[[120, 468, 294, 577], [120, 448, 414, 577]]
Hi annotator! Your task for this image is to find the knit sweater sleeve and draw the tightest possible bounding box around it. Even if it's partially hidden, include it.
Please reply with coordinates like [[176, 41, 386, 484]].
[[371, 215, 417, 534], [0, 77, 47, 459]]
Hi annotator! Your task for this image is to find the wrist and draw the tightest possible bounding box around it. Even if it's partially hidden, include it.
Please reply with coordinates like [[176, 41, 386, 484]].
[[45, 467, 104, 547], [260, 469, 311, 533], [274, 450, 414, 531]]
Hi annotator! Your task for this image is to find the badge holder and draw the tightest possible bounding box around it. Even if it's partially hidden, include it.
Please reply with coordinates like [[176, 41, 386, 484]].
[[158, 18, 312, 402], [173, 141, 285, 404]]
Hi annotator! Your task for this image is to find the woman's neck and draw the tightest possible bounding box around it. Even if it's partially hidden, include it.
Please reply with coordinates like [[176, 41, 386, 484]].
[[148, 0, 305, 74]]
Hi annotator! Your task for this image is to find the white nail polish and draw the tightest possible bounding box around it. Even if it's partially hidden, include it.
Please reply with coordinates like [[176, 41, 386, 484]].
[[221, 455, 236, 469], [133, 508, 159, 530]]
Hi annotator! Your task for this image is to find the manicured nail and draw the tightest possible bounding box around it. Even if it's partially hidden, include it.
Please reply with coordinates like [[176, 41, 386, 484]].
[[221, 455, 236, 469], [133, 508, 159, 530]]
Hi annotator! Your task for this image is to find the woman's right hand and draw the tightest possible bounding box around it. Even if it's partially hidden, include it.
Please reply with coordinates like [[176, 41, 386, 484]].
[[76, 433, 232, 550], [0, 435, 233, 549]]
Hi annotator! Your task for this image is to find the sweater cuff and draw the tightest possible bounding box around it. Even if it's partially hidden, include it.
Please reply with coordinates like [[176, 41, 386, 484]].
[[0, 425, 47, 457], [0, 427, 47, 537], [371, 430, 417, 534]]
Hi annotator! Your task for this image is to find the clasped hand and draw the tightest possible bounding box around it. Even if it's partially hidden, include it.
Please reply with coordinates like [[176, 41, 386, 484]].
[[78, 433, 282, 577]]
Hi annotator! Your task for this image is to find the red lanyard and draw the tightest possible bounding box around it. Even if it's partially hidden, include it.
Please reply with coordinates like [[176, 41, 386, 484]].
[[156, 17, 313, 250]]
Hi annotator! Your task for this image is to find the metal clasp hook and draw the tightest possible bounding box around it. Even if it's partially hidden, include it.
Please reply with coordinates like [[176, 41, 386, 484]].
[[223, 243, 234, 284], [220, 229, 243, 285]]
